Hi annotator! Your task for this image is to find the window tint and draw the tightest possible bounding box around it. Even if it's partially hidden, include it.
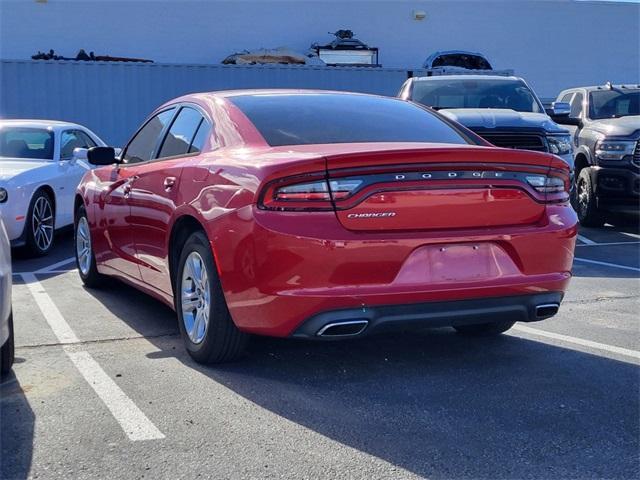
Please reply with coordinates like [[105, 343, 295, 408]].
[[158, 107, 204, 159], [123, 109, 175, 164], [60, 130, 96, 159], [589, 90, 640, 120], [189, 118, 211, 153], [230, 94, 471, 147], [570, 93, 583, 118], [0, 127, 54, 160], [410, 78, 543, 113]]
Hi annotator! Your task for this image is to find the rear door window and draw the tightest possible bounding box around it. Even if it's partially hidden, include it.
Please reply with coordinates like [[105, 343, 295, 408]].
[[157, 107, 206, 159]]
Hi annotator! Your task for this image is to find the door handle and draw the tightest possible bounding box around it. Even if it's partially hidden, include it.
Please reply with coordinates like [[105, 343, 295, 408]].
[[163, 176, 177, 191], [122, 175, 139, 198]]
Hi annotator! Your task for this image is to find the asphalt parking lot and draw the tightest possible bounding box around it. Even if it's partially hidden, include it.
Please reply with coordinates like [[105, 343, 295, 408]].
[[1, 223, 639, 480]]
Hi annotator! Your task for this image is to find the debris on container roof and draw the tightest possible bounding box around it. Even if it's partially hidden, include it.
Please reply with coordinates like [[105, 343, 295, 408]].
[[222, 47, 317, 65], [31, 49, 153, 63]]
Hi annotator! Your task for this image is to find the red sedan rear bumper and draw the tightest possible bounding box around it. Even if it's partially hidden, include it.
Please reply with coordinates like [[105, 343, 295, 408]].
[[209, 204, 577, 338]]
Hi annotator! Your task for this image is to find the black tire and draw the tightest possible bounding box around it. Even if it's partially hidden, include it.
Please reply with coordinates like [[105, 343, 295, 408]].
[[1, 312, 15, 377], [175, 231, 248, 364], [25, 189, 55, 256], [575, 169, 605, 228], [74, 204, 106, 288], [454, 320, 516, 336]]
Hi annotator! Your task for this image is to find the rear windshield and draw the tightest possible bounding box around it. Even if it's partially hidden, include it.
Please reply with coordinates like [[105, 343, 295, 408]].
[[229, 93, 472, 147], [0, 127, 54, 160], [411, 78, 543, 113]]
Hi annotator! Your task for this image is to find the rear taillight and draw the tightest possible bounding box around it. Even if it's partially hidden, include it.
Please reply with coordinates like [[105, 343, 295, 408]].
[[273, 181, 331, 202], [260, 177, 362, 210], [525, 173, 570, 202], [525, 175, 565, 193]]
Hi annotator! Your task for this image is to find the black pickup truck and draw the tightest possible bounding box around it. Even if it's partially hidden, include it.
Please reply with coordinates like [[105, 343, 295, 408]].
[[555, 84, 639, 227]]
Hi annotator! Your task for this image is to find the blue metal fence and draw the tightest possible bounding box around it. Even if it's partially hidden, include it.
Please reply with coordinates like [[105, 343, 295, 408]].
[[0, 60, 412, 145]]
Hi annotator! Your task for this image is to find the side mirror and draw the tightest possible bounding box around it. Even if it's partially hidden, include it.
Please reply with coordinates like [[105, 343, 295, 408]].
[[71, 147, 88, 162], [87, 146, 119, 166], [554, 116, 582, 127], [549, 101, 570, 117]]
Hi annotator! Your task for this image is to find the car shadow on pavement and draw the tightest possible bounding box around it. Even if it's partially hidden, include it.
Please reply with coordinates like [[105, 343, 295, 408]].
[[147, 326, 640, 479], [87, 281, 639, 479], [1, 372, 35, 480]]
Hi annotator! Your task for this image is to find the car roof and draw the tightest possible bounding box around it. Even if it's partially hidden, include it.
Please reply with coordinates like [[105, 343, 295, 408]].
[[0, 119, 87, 130], [411, 75, 522, 82], [566, 85, 640, 92], [168, 89, 387, 105]]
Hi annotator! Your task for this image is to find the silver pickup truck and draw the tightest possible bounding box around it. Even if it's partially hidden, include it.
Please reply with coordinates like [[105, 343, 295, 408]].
[[398, 52, 574, 170]]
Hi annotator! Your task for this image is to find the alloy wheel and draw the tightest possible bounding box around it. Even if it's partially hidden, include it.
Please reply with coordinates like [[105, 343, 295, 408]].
[[180, 252, 211, 344], [76, 216, 92, 276], [577, 178, 589, 218], [32, 196, 54, 252]]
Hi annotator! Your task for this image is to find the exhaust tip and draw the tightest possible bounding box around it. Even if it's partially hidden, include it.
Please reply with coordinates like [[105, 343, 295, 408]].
[[317, 320, 368, 337], [535, 303, 560, 319]]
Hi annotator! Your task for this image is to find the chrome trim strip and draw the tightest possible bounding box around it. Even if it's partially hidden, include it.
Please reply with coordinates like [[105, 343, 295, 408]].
[[316, 320, 369, 337]]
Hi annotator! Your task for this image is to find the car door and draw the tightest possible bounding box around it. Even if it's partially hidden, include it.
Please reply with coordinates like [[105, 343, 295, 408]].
[[128, 105, 212, 295], [58, 129, 96, 226], [97, 108, 176, 279]]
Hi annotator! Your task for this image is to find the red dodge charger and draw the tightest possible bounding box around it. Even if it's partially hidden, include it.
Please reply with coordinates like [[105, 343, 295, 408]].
[[75, 90, 577, 363]]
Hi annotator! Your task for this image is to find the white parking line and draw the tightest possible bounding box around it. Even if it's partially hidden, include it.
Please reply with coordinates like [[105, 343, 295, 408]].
[[22, 273, 80, 344], [622, 231, 640, 240], [574, 257, 640, 272], [65, 349, 165, 441], [35, 256, 75, 274], [577, 234, 597, 245], [512, 324, 640, 362], [576, 241, 640, 247], [21, 272, 165, 442]]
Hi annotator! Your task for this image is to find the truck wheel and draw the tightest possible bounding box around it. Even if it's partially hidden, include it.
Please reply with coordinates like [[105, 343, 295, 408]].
[[175, 231, 248, 364], [1, 312, 15, 376], [576, 169, 605, 228], [454, 320, 515, 336]]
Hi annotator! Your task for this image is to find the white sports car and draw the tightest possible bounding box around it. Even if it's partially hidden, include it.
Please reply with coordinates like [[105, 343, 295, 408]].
[[0, 120, 107, 255]]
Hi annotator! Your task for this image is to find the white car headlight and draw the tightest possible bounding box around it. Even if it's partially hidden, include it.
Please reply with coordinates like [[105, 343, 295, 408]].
[[547, 135, 573, 156], [0, 188, 7, 203], [595, 140, 636, 161]]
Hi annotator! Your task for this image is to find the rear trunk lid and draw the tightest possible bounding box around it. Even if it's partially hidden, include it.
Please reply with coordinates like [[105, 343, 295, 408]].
[[323, 144, 557, 231]]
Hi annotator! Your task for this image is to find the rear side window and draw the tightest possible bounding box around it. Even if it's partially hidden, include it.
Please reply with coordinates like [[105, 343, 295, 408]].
[[189, 118, 211, 153], [124, 108, 175, 164], [60, 130, 96, 159], [229, 93, 471, 147], [560, 93, 574, 104], [158, 107, 207, 159], [570, 93, 583, 118]]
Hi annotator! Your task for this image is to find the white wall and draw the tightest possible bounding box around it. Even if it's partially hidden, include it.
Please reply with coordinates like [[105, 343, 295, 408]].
[[1, 0, 638, 97]]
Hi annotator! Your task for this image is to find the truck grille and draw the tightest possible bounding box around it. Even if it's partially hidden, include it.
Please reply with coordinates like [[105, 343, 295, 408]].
[[477, 133, 548, 152], [634, 141, 640, 167]]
